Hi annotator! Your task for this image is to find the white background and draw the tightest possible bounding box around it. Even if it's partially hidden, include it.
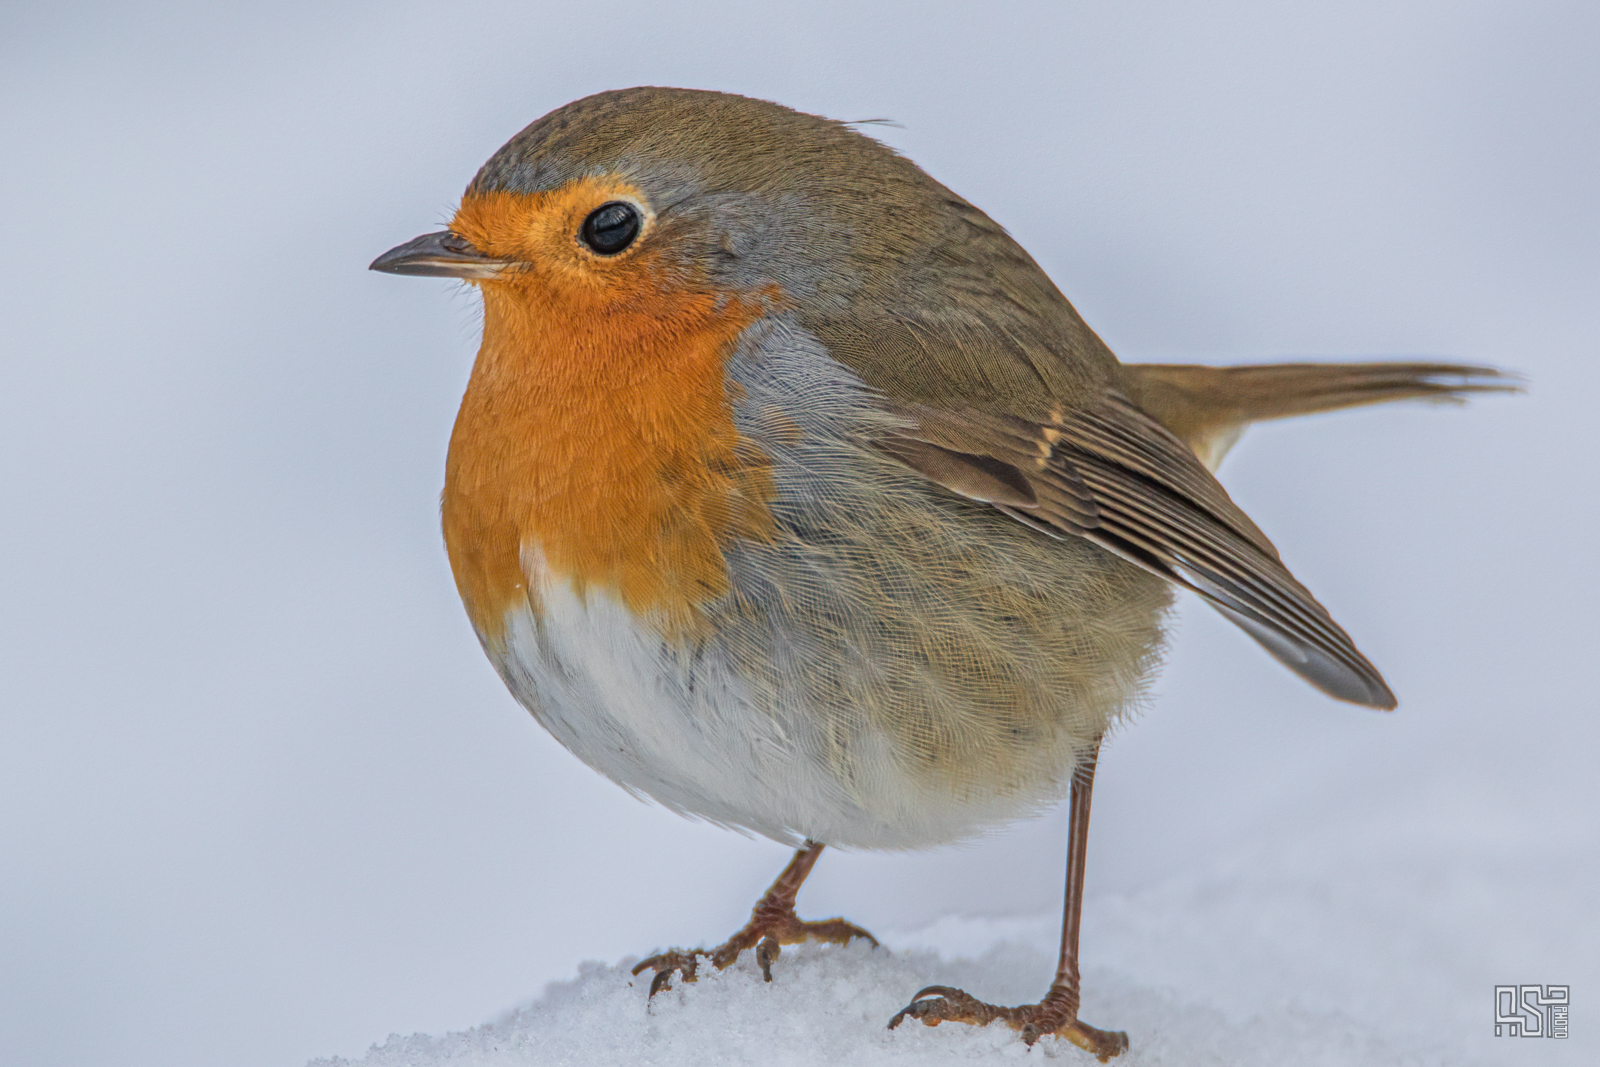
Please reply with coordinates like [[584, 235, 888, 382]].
[[1, 2, 1593, 1065]]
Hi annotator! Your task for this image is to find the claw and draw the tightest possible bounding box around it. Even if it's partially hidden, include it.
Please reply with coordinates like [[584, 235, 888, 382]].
[[798, 918, 880, 949], [627, 842, 876, 999], [887, 986, 998, 1029], [631, 917, 875, 995], [632, 950, 704, 998], [887, 983, 1128, 1060], [1061, 1021, 1130, 1061], [755, 936, 780, 982]]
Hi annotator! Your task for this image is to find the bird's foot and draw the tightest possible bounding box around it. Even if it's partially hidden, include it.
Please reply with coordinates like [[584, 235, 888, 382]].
[[632, 904, 877, 995], [888, 984, 1129, 1061]]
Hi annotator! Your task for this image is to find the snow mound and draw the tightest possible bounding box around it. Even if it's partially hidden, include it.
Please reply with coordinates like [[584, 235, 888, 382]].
[[314, 938, 1451, 1067]]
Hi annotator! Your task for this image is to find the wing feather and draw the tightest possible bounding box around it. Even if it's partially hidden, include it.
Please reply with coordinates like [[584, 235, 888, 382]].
[[882, 399, 1396, 708]]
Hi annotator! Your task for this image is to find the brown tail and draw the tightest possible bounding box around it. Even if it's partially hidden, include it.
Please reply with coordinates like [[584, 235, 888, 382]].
[[1122, 361, 1521, 470]]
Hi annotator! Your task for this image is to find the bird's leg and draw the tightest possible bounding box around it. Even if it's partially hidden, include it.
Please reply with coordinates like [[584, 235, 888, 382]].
[[889, 739, 1128, 1061], [632, 840, 878, 996]]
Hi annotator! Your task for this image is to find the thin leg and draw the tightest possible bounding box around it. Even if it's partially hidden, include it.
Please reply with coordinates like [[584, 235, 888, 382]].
[[1049, 736, 1099, 1034], [889, 740, 1128, 1060], [633, 840, 878, 995]]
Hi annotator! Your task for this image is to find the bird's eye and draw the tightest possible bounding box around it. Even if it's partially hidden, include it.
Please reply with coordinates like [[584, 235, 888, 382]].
[[579, 201, 641, 255]]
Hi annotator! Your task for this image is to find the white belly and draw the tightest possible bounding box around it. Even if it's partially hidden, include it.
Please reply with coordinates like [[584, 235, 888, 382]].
[[488, 567, 986, 849]]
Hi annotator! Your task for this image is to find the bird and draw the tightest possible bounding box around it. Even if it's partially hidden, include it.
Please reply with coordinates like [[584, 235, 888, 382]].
[[370, 86, 1513, 1058]]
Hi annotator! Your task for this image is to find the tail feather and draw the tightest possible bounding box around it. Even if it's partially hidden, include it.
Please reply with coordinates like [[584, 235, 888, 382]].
[[1122, 361, 1521, 470]]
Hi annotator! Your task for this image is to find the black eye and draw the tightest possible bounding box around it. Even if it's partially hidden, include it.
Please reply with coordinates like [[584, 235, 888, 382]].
[[579, 201, 641, 255]]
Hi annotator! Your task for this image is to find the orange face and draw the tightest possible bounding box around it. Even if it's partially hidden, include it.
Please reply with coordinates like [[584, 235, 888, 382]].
[[441, 177, 779, 647]]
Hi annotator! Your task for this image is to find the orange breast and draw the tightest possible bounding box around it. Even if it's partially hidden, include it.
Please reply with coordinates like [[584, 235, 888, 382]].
[[441, 188, 777, 647]]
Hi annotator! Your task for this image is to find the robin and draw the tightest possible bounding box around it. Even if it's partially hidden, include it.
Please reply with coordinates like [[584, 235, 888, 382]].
[[371, 86, 1512, 1058]]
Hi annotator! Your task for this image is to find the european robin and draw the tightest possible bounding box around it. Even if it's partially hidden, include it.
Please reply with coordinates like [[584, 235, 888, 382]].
[[371, 86, 1513, 1057]]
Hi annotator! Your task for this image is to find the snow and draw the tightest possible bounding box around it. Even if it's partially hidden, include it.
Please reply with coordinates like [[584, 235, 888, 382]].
[[315, 828, 1591, 1067], [316, 943, 1445, 1067]]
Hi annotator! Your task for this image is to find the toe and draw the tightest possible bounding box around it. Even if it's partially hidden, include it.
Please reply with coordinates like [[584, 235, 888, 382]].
[[630, 949, 702, 997], [755, 936, 780, 981], [647, 969, 675, 997], [887, 985, 972, 1029], [796, 917, 879, 948]]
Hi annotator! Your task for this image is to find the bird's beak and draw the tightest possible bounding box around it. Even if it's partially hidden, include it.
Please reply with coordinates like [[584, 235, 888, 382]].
[[368, 231, 513, 279]]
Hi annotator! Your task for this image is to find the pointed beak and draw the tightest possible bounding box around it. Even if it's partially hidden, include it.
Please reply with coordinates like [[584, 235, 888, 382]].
[[368, 231, 514, 279]]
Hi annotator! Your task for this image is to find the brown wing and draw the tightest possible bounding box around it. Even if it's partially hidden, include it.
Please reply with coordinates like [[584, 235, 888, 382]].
[[883, 395, 1397, 709]]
